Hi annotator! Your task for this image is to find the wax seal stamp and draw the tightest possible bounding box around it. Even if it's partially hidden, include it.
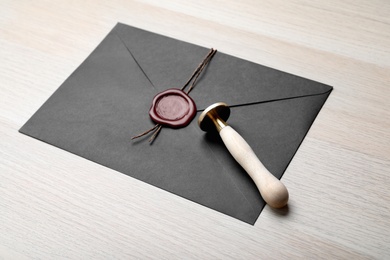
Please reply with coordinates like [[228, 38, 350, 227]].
[[149, 88, 196, 128], [198, 102, 289, 208]]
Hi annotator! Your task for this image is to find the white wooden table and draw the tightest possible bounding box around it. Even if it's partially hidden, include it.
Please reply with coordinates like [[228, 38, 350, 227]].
[[1, 1, 389, 258]]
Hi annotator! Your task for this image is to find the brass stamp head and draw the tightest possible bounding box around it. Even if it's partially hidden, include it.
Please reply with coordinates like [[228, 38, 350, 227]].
[[198, 102, 230, 132]]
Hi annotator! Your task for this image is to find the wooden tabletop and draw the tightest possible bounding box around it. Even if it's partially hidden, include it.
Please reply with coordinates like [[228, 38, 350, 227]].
[[1, 1, 389, 259]]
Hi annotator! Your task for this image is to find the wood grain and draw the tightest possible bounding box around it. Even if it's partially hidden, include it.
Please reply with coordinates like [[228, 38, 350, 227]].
[[1, 0, 389, 259]]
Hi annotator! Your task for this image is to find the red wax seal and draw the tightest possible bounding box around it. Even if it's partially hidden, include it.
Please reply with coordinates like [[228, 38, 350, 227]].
[[149, 88, 197, 128]]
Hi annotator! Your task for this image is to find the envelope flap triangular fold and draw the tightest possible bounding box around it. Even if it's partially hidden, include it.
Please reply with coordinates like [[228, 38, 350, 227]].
[[114, 23, 332, 110]]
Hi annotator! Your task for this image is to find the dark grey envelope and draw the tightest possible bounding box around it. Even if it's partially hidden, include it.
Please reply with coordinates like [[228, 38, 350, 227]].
[[20, 23, 332, 225]]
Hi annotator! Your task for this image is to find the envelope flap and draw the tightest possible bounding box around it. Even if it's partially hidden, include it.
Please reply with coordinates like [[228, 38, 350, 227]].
[[114, 23, 332, 110]]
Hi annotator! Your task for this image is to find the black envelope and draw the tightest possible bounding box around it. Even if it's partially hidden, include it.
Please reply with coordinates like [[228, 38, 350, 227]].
[[19, 23, 332, 225]]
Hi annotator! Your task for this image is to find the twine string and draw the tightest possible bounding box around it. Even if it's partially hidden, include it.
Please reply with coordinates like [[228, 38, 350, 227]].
[[181, 48, 217, 94]]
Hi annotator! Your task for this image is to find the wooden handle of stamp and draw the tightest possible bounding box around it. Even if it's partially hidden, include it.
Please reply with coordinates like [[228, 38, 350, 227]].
[[219, 126, 289, 208]]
